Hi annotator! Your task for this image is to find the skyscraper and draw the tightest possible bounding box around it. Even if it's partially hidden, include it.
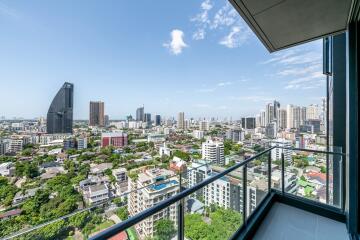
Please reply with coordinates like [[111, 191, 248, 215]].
[[177, 112, 185, 129], [155, 115, 161, 126], [278, 109, 287, 129], [300, 106, 307, 125], [265, 103, 274, 125], [47, 82, 73, 134], [273, 100, 280, 120], [136, 106, 144, 122], [287, 104, 301, 129], [144, 113, 151, 127], [260, 110, 266, 127], [89, 101, 105, 126], [104, 115, 110, 127], [241, 117, 256, 129]]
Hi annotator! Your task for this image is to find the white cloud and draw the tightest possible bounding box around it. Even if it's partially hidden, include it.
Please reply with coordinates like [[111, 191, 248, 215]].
[[192, 28, 206, 40], [217, 81, 232, 87], [219, 26, 249, 48], [190, 1, 251, 48], [201, 0, 213, 11], [210, 3, 237, 29], [163, 29, 188, 55], [261, 43, 325, 90], [0, 2, 20, 19]]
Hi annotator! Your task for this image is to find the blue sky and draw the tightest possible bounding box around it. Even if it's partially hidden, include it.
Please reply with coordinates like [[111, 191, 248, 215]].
[[0, 0, 325, 120]]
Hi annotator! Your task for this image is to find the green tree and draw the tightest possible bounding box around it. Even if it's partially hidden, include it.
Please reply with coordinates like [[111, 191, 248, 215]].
[[154, 219, 176, 240], [69, 211, 90, 229], [173, 150, 190, 161], [0, 177, 17, 206], [21, 148, 32, 156], [116, 207, 129, 220]]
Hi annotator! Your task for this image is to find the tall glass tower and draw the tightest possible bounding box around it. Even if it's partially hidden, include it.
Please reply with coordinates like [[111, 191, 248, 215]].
[[47, 82, 74, 134]]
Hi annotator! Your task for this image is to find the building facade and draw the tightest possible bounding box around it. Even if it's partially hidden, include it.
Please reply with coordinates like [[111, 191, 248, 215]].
[[47, 82, 74, 134], [101, 132, 128, 148], [89, 101, 105, 127], [128, 168, 179, 238], [202, 139, 225, 165]]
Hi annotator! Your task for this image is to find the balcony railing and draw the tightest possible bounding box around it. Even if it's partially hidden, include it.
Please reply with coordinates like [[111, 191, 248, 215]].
[[1, 146, 345, 240], [88, 146, 345, 240]]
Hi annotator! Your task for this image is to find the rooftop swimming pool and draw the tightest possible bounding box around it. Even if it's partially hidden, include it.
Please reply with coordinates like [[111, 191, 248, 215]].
[[150, 180, 178, 191]]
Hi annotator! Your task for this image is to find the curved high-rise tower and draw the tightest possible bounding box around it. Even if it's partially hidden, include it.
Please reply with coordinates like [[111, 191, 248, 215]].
[[47, 82, 74, 134]]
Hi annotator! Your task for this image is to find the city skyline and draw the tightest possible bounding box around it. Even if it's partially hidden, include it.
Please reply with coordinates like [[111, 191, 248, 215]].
[[0, 0, 325, 119]]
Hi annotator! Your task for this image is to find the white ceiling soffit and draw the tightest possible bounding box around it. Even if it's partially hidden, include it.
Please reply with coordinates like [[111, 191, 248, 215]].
[[229, 0, 353, 52]]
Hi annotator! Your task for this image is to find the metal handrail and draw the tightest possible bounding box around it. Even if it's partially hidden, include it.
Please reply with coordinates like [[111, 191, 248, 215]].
[[89, 147, 275, 240], [1, 146, 345, 240], [1, 160, 214, 240], [279, 146, 345, 156]]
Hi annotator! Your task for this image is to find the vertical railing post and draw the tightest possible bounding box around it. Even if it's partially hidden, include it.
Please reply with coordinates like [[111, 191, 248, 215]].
[[326, 152, 330, 204], [242, 164, 247, 225], [281, 152, 285, 195], [177, 171, 184, 240], [268, 151, 272, 192]]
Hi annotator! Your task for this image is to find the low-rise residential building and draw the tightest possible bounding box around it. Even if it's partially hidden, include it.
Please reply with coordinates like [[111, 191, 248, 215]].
[[113, 168, 128, 195], [101, 132, 128, 148], [271, 138, 292, 162], [159, 143, 172, 157], [85, 184, 110, 205], [77, 137, 88, 150], [147, 134, 165, 143], [13, 187, 40, 205], [90, 163, 113, 176], [193, 130, 204, 139], [0, 162, 15, 177]]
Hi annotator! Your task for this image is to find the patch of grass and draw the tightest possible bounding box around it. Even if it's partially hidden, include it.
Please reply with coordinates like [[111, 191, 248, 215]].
[[89, 220, 115, 235], [127, 227, 139, 240]]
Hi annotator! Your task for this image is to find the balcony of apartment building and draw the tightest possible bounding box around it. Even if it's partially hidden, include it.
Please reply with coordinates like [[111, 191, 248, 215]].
[[85, 1, 359, 239], [2, 0, 360, 240]]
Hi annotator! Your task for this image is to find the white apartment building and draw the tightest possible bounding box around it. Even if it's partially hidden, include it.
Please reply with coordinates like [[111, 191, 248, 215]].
[[147, 134, 166, 143], [39, 134, 71, 145], [306, 104, 320, 120], [163, 127, 174, 135], [113, 168, 128, 195], [188, 161, 268, 216], [86, 184, 110, 205], [193, 130, 204, 139], [204, 173, 231, 209], [202, 139, 225, 165], [0, 162, 15, 177], [188, 160, 212, 198], [271, 138, 292, 162], [0, 140, 9, 155], [159, 143, 173, 157], [128, 168, 179, 238], [9, 139, 25, 153], [77, 137, 87, 150]]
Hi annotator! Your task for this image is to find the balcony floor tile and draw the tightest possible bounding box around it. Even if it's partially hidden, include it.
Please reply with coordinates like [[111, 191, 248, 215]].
[[253, 203, 348, 240]]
